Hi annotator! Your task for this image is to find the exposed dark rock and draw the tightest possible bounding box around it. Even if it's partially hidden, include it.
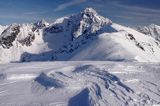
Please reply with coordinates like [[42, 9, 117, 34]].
[[18, 33, 35, 46], [136, 43, 145, 51], [45, 24, 64, 33], [0, 25, 20, 49], [126, 33, 145, 51], [128, 34, 136, 40]]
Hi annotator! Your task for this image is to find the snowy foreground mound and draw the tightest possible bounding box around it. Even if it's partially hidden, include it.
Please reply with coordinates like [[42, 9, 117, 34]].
[[0, 61, 160, 106]]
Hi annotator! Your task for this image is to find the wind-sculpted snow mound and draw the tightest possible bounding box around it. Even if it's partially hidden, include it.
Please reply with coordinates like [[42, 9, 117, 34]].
[[33, 72, 64, 89], [0, 62, 159, 106]]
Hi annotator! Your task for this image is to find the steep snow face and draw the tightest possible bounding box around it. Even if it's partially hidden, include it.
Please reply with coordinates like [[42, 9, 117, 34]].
[[110, 24, 160, 62], [71, 7, 112, 38], [137, 24, 160, 41]]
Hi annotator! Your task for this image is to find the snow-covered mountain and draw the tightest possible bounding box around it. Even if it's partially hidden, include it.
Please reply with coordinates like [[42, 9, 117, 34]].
[[0, 8, 160, 105], [137, 24, 160, 41], [1, 8, 160, 63]]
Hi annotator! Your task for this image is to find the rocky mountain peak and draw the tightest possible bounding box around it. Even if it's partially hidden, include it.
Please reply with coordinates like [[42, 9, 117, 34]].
[[137, 24, 160, 41], [81, 7, 111, 23], [83, 7, 98, 15], [70, 8, 112, 38], [34, 19, 49, 28]]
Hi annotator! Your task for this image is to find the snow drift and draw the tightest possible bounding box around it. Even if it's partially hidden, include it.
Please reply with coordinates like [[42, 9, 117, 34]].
[[0, 61, 159, 106]]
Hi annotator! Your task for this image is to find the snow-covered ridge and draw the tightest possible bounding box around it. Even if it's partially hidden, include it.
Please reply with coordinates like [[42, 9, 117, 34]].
[[0, 8, 160, 63], [137, 24, 160, 41]]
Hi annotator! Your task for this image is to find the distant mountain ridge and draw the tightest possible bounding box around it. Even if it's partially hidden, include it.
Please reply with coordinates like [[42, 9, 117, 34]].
[[137, 24, 160, 41], [0, 8, 160, 63]]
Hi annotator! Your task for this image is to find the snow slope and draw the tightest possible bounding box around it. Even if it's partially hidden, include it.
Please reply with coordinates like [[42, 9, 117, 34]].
[[0, 8, 160, 63], [69, 23, 160, 62], [0, 61, 159, 106], [0, 25, 7, 35]]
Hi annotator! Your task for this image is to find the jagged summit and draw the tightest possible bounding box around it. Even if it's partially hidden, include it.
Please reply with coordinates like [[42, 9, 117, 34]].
[[83, 7, 98, 15], [80, 7, 111, 24], [34, 19, 49, 28], [70, 7, 112, 38]]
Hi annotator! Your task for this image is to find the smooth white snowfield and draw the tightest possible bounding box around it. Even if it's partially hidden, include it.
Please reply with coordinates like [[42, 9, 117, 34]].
[[0, 61, 160, 106]]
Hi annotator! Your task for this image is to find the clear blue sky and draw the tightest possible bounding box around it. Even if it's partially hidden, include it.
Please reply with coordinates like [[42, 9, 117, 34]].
[[0, 0, 160, 26]]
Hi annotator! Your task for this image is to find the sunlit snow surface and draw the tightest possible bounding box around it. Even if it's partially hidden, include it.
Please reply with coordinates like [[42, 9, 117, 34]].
[[0, 61, 160, 106]]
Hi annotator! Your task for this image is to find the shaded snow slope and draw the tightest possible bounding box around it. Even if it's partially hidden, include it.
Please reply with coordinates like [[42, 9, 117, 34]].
[[0, 61, 159, 106]]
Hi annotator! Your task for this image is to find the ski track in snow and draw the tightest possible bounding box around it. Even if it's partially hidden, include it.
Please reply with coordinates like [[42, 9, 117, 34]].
[[0, 61, 160, 106]]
